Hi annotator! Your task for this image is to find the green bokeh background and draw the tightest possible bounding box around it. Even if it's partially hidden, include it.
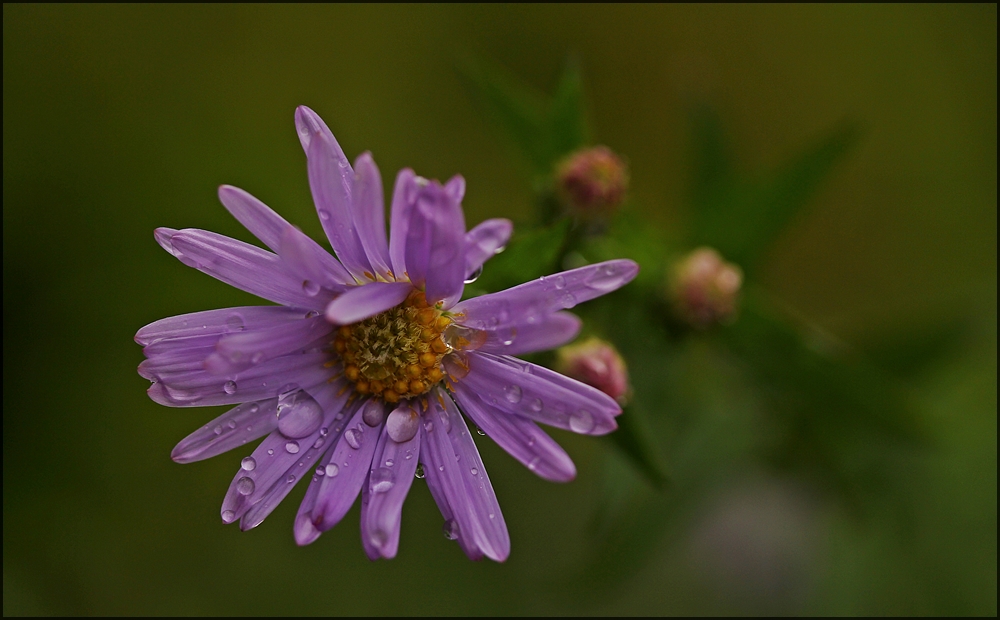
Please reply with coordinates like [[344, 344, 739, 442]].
[[3, 4, 995, 615]]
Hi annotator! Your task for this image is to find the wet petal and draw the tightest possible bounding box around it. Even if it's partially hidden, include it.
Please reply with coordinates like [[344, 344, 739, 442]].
[[217, 185, 291, 253], [452, 384, 576, 482], [226, 389, 348, 529], [352, 153, 393, 279], [277, 225, 353, 291], [307, 400, 382, 533], [360, 413, 421, 559], [146, 350, 331, 408], [294, 106, 353, 188], [136, 306, 309, 346], [444, 174, 466, 204], [405, 181, 466, 306], [171, 399, 279, 464], [302, 110, 372, 280], [204, 315, 333, 376], [464, 218, 512, 280], [476, 311, 582, 356], [421, 390, 509, 562], [324, 281, 412, 325], [453, 259, 639, 330], [388, 168, 417, 280], [458, 351, 621, 436], [163, 228, 334, 310]]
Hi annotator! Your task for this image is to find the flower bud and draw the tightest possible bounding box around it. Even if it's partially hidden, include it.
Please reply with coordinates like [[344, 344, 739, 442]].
[[555, 337, 630, 404], [554, 146, 629, 217], [668, 247, 743, 328]]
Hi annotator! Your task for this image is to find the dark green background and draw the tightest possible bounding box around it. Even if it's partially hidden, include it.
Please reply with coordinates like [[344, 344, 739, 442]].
[[3, 4, 995, 615]]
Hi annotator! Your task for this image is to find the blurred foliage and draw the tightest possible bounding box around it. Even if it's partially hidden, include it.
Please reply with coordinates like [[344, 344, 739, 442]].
[[461, 57, 976, 595]]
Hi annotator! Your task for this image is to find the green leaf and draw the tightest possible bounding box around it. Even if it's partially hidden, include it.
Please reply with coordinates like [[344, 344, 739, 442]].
[[689, 109, 862, 274], [605, 402, 670, 489], [458, 56, 591, 177]]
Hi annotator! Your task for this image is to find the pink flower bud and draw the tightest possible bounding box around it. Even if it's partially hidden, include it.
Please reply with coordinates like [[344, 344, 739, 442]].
[[554, 146, 629, 216], [668, 247, 743, 328], [555, 337, 630, 404]]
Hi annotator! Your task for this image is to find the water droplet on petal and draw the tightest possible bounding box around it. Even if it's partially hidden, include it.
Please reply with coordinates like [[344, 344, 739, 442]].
[[414, 464, 425, 479], [504, 385, 523, 404], [325, 463, 339, 477], [223, 381, 237, 395], [530, 398, 543, 412], [267, 448, 275, 456], [236, 476, 255, 496], [251, 352, 265, 364], [584, 263, 625, 292], [527, 457, 540, 471], [442, 518, 459, 540], [286, 474, 296, 484], [318, 209, 331, 221], [385, 459, 394, 467], [370, 529, 388, 548], [476, 427, 486, 436], [553, 275, 566, 289], [569, 409, 595, 434], [248, 403, 259, 414], [277, 393, 323, 438], [227, 419, 237, 429], [213, 425, 223, 436], [370, 467, 395, 493], [241, 457, 256, 471], [302, 280, 321, 296], [315, 467, 325, 476], [386, 407, 419, 442], [285, 440, 300, 454], [221, 510, 236, 523], [344, 428, 362, 450], [470, 467, 479, 476], [225, 313, 245, 332], [464, 264, 483, 284], [362, 400, 384, 427]]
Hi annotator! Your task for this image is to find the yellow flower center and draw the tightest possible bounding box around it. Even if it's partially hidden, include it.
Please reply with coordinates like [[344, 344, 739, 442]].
[[333, 289, 450, 403]]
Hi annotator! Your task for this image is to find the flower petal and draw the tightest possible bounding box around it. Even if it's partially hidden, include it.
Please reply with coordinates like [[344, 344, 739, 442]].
[[301, 110, 372, 281], [324, 281, 412, 325], [421, 389, 510, 562], [307, 399, 383, 533], [444, 174, 466, 204], [171, 399, 279, 464], [352, 153, 393, 280], [476, 311, 582, 356], [163, 228, 335, 310], [147, 350, 331, 408], [294, 106, 353, 189], [204, 315, 333, 376], [388, 168, 417, 280], [452, 259, 639, 330], [452, 384, 576, 482], [458, 351, 621, 436], [277, 224, 353, 291], [404, 181, 466, 306], [136, 306, 310, 346], [216, 185, 291, 253], [217, 388, 336, 523], [464, 218, 512, 280], [360, 412, 421, 559]]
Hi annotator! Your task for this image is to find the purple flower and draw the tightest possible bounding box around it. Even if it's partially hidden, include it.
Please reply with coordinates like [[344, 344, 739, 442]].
[[137, 106, 638, 562]]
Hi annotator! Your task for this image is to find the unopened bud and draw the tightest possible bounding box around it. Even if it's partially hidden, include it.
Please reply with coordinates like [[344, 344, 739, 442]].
[[554, 146, 629, 216], [669, 247, 743, 328], [555, 337, 630, 404]]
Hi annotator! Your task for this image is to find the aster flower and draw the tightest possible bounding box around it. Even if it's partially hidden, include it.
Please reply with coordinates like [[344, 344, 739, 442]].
[[137, 106, 638, 562]]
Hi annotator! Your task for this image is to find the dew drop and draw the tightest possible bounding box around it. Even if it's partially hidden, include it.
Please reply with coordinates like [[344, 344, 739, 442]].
[[315, 467, 325, 476], [213, 425, 223, 436], [318, 209, 331, 221], [470, 467, 479, 476], [569, 409, 596, 434], [584, 263, 624, 292], [414, 464, 425, 479], [527, 457, 540, 471], [241, 456, 256, 471], [325, 463, 340, 477], [344, 428, 362, 450], [221, 509, 236, 523], [530, 398, 543, 412], [225, 313, 245, 332], [464, 264, 483, 284], [302, 280, 321, 296], [319, 427, 329, 437], [370, 529, 388, 547], [251, 352, 265, 364], [285, 440, 300, 454], [558, 292, 577, 308], [442, 518, 459, 540], [312, 437, 326, 449], [286, 474, 296, 484], [385, 459, 394, 467], [504, 385, 523, 404], [370, 467, 396, 493], [553, 275, 566, 289], [248, 403, 259, 414], [476, 427, 486, 436], [223, 381, 237, 395], [362, 400, 384, 427], [227, 419, 237, 429], [267, 448, 275, 456], [236, 476, 255, 496]]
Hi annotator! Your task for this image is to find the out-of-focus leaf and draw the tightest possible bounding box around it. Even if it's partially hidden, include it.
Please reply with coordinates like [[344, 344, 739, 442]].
[[716, 288, 929, 502], [687, 102, 734, 210], [464, 219, 572, 298], [606, 403, 670, 489], [689, 110, 862, 274], [458, 57, 589, 177], [548, 57, 589, 161], [860, 317, 972, 380]]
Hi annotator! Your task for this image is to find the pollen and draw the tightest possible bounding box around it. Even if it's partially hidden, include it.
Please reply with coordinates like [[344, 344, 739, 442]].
[[332, 288, 452, 402]]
